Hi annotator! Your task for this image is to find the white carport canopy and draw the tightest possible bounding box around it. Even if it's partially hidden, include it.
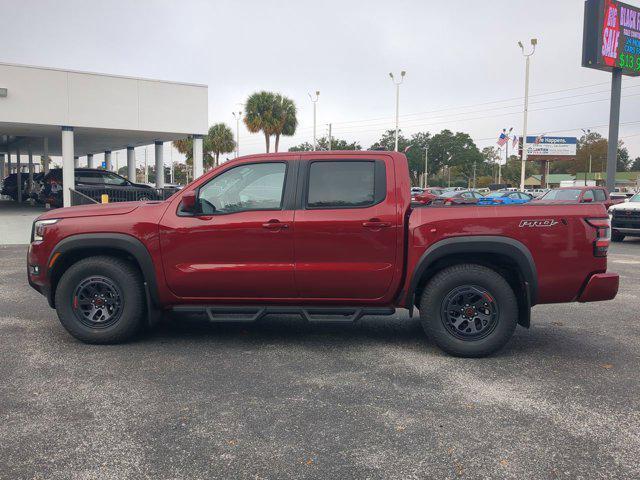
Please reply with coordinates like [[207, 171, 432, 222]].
[[0, 62, 208, 207]]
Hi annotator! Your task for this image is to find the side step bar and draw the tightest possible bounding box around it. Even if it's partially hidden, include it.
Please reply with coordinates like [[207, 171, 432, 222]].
[[172, 305, 396, 323]]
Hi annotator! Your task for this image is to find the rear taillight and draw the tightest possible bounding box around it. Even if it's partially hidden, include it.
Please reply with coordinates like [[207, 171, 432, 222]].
[[585, 217, 611, 257]]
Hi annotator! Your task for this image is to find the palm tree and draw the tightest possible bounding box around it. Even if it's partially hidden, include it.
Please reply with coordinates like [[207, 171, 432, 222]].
[[206, 123, 236, 167], [272, 94, 297, 152], [244, 91, 277, 152]]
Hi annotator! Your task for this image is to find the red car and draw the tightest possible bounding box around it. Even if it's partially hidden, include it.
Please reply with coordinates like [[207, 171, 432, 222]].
[[431, 189, 484, 205], [533, 186, 623, 209], [27, 151, 618, 357], [412, 187, 443, 205]]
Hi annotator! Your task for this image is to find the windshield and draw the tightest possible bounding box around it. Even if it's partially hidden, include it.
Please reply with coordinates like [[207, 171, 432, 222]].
[[540, 189, 582, 201], [629, 193, 640, 202]]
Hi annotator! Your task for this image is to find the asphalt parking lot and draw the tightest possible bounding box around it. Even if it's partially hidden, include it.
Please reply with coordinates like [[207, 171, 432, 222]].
[[1, 241, 639, 479]]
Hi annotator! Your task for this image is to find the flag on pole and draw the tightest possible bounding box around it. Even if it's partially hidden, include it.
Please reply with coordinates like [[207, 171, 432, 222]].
[[497, 129, 508, 147], [512, 135, 518, 148]]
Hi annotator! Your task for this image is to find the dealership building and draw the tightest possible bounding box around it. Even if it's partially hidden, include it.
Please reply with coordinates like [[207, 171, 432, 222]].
[[0, 62, 208, 207]]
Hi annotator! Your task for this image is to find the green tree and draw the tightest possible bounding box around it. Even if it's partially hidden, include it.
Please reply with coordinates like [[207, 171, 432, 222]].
[[501, 155, 536, 186], [630, 157, 640, 171], [172, 137, 214, 168], [370, 129, 409, 152], [289, 137, 361, 151], [405, 132, 431, 183], [244, 91, 277, 153], [553, 132, 630, 175], [272, 94, 297, 152], [206, 123, 236, 167], [428, 130, 484, 185]]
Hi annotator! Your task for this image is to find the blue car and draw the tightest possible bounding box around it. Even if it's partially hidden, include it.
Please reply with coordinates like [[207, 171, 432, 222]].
[[477, 191, 533, 206]]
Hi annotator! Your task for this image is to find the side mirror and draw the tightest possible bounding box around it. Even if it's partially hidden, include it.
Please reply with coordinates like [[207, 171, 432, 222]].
[[180, 190, 197, 213], [582, 197, 593, 203]]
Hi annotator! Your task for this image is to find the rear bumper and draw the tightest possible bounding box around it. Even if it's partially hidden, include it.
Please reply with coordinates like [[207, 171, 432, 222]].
[[577, 273, 619, 303]]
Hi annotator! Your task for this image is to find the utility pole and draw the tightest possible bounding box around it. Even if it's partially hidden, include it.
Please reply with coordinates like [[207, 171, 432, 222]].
[[581, 128, 591, 185], [309, 91, 320, 151], [233, 111, 242, 158], [328, 123, 332, 150], [423, 146, 429, 188], [472, 161, 477, 189], [518, 38, 537, 191], [502, 127, 513, 187], [389, 71, 406, 151]]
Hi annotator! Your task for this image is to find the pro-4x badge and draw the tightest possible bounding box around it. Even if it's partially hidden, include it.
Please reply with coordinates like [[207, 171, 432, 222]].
[[519, 219, 559, 228]]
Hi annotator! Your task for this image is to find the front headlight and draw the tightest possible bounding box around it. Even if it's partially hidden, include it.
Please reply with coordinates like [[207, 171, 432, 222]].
[[33, 219, 59, 242]]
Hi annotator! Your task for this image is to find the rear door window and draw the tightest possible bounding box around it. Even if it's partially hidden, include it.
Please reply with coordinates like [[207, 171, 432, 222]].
[[306, 161, 384, 209], [594, 189, 606, 202]]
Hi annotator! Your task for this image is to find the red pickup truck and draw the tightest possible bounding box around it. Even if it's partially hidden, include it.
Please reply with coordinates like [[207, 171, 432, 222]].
[[27, 152, 619, 357]]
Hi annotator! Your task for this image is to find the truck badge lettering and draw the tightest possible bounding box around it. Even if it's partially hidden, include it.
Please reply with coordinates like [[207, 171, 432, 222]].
[[519, 219, 558, 228]]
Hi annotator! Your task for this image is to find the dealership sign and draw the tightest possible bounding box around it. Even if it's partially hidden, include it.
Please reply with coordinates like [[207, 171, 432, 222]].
[[583, 0, 640, 76], [522, 136, 577, 157]]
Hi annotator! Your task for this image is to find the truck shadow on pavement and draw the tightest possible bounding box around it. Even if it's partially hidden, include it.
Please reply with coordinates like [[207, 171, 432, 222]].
[[137, 311, 619, 361]]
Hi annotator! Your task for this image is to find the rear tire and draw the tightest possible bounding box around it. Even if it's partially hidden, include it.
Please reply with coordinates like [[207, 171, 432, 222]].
[[54, 256, 145, 344], [419, 264, 518, 357], [612, 230, 625, 242]]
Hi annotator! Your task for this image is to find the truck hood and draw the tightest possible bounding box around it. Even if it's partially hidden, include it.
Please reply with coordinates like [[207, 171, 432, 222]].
[[36, 201, 146, 220], [609, 201, 640, 211]]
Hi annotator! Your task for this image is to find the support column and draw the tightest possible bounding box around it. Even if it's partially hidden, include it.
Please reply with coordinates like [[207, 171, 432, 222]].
[[74, 156, 79, 168], [193, 135, 204, 180], [87, 153, 94, 169], [606, 68, 622, 194], [104, 151, 112, 171], [0, 153, 5, 181], [154, 141, 164, 188], [127, 146, 136, 182], [16, 147, 22, 203], [62, 127, 75, 208], [43, 137, 50, 174], [7, 149, 12, 175], [28, 145, 34, 197]]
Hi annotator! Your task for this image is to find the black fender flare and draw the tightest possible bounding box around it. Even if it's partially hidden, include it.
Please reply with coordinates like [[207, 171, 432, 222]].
[[406, 235, 538, 308], [47, 233, 160, 307]]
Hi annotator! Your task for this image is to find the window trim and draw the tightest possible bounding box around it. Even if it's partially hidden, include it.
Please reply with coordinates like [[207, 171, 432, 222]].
[[301, 159, 387, 210], [192, 161, 290, 216]]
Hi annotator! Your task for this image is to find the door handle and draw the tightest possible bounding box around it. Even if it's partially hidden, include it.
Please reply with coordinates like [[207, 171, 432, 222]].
[[262, 220, 289, 230], [362, 220, 391, 228]]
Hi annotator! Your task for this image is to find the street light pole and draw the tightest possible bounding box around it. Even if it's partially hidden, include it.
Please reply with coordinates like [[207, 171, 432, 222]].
[[233, 111, 242, 158], [328, 123, 332, 150], [309, 91, 320, 151], [518, 38, 537, 191], [389, 71, 406, 152]]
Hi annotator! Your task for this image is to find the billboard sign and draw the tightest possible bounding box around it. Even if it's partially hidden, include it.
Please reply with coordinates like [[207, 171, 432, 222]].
[[522, 136, 578, 157], [583, 0, 640, 76]]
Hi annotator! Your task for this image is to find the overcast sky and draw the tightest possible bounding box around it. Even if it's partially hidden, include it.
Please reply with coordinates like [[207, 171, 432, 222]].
[[2, 0, 640, 166]]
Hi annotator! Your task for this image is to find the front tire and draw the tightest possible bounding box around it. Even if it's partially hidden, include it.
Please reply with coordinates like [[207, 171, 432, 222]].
[[54, 256, 145, 344], [419, 264, 518, 357]]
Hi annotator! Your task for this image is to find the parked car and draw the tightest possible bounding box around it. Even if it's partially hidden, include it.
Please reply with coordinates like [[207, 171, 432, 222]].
[[431, 189, 484, 205], [1, 173, 29, 201], [41, 168, 159, 207], [533, 186, 623, 209], [412, 187, 444, 205], [609, 192, 640, 242], [28, 151, 619, 358], [484, 190, 533, 202], [525, 188, 548, 198]]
